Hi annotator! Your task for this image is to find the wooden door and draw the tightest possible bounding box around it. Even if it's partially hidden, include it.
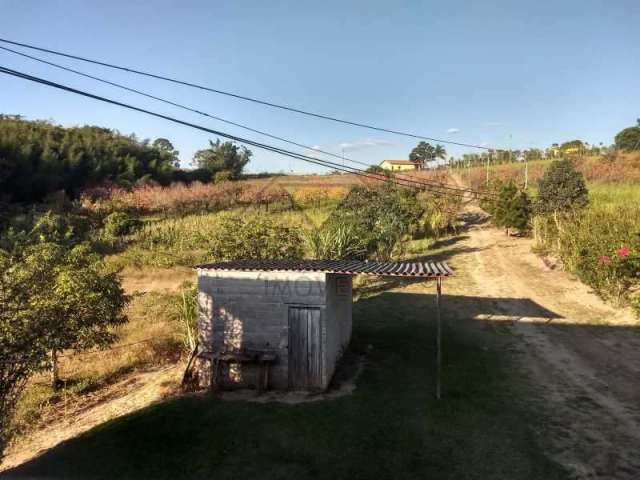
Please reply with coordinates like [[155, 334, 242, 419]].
[[288, 307, 322, 389]]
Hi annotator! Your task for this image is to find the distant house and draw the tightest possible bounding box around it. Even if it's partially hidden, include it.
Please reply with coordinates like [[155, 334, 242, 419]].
[[379, 160, 419, 172]]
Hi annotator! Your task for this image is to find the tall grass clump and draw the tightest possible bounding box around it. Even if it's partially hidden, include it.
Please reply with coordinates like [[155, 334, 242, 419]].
[[417, 191, 463, 239]]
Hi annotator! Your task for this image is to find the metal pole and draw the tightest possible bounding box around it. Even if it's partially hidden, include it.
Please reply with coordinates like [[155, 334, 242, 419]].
[[485, 154, 489, 187], [436, 277, 442, 400]]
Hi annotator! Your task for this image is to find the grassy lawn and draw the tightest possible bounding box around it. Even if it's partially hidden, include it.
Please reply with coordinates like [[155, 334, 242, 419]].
[[5, 285, 567, 479]]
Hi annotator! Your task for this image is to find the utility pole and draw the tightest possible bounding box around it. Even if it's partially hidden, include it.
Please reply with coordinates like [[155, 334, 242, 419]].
[[485, 153, 490, 187]]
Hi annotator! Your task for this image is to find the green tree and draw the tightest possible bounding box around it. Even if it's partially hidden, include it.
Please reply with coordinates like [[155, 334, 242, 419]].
[[409, 142, 447, 168], [0, 116, 180, 202], [193, 139, 251, 179], [494, 182, 531, 235], [152, 138, 180, 168], [0, 249, 49, 459], [614, 120, 640, 152], [21, 242, 129, 389], [409, 142, 434, 168], [537, 159, 589, 213], [0, 222, 128, 457], [433, 144, 447, 162]]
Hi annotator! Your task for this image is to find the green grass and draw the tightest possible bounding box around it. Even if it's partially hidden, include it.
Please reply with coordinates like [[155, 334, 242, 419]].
[[6, 288, 567, 479], [588, 182, 640, 207]]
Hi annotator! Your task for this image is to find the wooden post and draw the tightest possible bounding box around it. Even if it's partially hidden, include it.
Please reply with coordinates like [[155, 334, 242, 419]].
[[50, 348, 59, 391], [435, 277, 442, 400]]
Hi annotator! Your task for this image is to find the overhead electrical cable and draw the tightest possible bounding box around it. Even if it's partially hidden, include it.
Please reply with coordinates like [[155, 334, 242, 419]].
[[0, 37, 493, 151], [0, 44, 482, 197], [0, 65, 493, 199]]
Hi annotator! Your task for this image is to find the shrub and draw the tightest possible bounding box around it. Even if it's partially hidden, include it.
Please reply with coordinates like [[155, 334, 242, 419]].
[[103, 211, 141, 237], [537, 159, 589, 213], [327, 185, 423, 260], [214, 170, 233, 184], [494, 182, 531, 234], [306, 220, 367, 260], [417, 191, 462, 239], [554, 206, 639, 305], [208, 213, 304, 260]]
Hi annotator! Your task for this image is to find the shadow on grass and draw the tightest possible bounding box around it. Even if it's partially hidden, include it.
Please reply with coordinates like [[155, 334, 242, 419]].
[[2, 290, 582, 480]]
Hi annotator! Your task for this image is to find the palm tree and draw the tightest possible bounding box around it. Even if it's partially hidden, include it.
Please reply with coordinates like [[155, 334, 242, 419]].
[[433, 144, 447, 162]]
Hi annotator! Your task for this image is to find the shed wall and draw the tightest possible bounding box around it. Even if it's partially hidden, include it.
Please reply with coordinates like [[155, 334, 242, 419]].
[[323, 274, 353, 388], [197, 270, 326, 390]]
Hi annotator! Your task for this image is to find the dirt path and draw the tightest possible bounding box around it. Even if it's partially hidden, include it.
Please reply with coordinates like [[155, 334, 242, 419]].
[[0, 364, 183, 473], [449, 203, 640, 479]]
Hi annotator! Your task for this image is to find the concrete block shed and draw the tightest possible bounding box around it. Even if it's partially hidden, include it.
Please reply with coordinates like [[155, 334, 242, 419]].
[[194, 259, 452, 393]]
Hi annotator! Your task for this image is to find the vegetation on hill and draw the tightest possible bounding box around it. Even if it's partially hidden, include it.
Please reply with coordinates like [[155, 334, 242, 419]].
[[0, 116, 253, 204], [0, 116, 176, 202]]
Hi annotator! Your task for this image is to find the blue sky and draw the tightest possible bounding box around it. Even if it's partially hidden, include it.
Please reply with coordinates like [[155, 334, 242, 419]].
[[1, 0, 638, 172]]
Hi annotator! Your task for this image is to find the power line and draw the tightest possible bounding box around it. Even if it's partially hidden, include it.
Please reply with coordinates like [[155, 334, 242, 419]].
[[0, 65, 494, 199], [0, 37, 493, 151], [0, 44, 475, 196], [0, 64, 490, 199]]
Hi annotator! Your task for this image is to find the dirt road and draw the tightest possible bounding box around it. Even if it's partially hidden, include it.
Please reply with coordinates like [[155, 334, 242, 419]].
[[447, 204, 640, 479]]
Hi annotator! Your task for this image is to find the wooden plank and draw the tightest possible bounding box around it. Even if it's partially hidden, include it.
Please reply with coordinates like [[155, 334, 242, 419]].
[[288, 306, 322, 389], [288, 307, 304, 388], [307, 308, 322, 388]]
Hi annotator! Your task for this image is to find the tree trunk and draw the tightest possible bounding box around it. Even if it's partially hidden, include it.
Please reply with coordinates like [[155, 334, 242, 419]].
[[50, 349, 59, 391], [552, 210, 562, 252]]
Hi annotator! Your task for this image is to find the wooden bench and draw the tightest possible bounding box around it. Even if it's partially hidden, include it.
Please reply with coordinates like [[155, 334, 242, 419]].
[[204, 350, 277, 392]]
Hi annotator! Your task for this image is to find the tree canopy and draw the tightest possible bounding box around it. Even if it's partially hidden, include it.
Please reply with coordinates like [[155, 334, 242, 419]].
[[0, 116, 179, 202], [408, 142, 446, 168], [614, 120, 640, 152], [537, 159, 589, 213], [193, 140, 251, 179], [0, 210, 129, 455], [494, 182, 531, 233]]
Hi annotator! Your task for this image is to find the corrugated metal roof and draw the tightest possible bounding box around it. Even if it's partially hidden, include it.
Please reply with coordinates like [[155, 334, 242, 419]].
[[196, 259, 452, 278]]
